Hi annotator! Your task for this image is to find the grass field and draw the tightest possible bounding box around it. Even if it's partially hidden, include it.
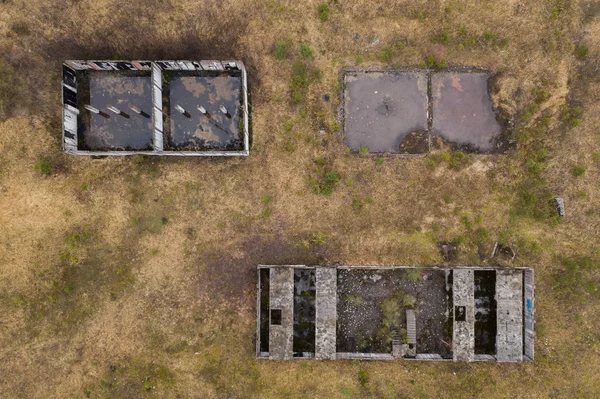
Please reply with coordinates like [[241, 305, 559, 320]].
[[1, 0, 600, 397]]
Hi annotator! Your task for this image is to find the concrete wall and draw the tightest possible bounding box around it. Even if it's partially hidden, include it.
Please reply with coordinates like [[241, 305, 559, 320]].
[[453, 269, 475, 362]]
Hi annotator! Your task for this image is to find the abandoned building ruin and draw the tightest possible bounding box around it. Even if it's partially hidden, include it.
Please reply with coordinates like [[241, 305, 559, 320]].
[[343, 68, 504, 154], [62, 60, 249, 156], [257, 265, 534, 362]]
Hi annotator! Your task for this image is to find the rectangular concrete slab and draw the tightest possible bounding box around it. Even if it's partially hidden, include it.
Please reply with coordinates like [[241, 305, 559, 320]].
[[496, 269, 523, 362], [431, 72, 502, 152], [315, 267, 337, 360], [344, 72, 428, 153], [85, 72, 153, 150], [269, 267, 294, 360], [453, 269, 475, 362]]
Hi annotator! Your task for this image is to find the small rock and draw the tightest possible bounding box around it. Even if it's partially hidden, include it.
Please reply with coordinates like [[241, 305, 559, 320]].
[[322, 94, 330, 102], [369, 38, 380, 47], [354, 33, 361, 40], [553, 197, 565, 217]]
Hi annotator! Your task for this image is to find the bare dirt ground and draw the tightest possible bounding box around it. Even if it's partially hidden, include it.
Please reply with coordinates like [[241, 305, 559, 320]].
[[0, 0, 600, 398]]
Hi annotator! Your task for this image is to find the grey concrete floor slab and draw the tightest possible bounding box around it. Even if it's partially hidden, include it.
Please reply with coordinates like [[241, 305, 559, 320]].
[[85, 73, 153, 150], [431, 73, 501, 152], [167, 74, 242, 151], [344, 72, 428, 153]]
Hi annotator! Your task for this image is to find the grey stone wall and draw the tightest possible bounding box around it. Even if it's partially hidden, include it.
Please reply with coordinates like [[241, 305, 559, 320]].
[[496, 269, 523, 362], [453, 269, 475, 362], [315, 267, 337, 360], [269, 267, 294, 360]]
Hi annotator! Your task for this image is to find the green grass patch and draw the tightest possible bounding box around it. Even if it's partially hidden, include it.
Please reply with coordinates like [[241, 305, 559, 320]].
[[310, 170, 340, 196], [299, 44, 313, 59], [553, 257, 600, 305], [378, 45, 395, 62], [317, 3, 329, 21], [560, 105, 583, 128], [425, 55, 448, 70], [483, 31, 498, 41], [274, 40, 290, 60], [432, 30, 450, 44], [87, 360, 174, 397], [289, 60, 320, 104], [35, 158, 53, 176], [575, 45, 589, 58], [571, 165, 586, 177]]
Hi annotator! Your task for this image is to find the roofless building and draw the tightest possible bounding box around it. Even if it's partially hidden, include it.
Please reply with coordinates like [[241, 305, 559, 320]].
[[257, 265, 534, 362], [62, 60, 249, 156]]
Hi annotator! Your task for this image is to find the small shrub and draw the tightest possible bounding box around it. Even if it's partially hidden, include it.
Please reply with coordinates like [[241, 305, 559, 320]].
[[531, 87, 550, 104], [448, 151, 471, 169], [357, 369, 369, 387], [261, 194, 272, 205], [378, 46, 394, 62], [575, 45, 589, 58], [274, 40, 290, 60], [303, 232, 329, 248], [571, 165, 586, 177], [290, 61, 308, 103], [289, 61, 320, 104], [474, 227, 490, 244], [299, 44, 313, 59], [483, 31, 498, 41], [425, 55, 448, 70], [352, 199, 363, 210], [403, 268, 422, 282], [358, 145, 369, 156], [314, 157, 327, 167], [347, 294, 363, 306], [10, 21, 30, 36], [444, 194, 454, 204], [261, 208, 273, 218], [376, 158, 384, 167], [592, 152, 600, 164], [317, 3, 329, 22], [433, 30, 450, 44], [310, 170, 340, 196], [35, 158, 53, 175]]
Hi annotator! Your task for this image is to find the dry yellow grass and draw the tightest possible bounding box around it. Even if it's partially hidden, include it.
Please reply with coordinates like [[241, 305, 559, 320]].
[[0, 0, 599, 397]]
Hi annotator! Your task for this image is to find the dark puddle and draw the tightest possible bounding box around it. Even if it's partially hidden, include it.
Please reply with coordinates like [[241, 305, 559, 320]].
[[474, 270, 497, 355], [259, 268, 270, 353], [77, 70, 154, 151], [293, 269, 316, 356], [162, 70, 243, 152]]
